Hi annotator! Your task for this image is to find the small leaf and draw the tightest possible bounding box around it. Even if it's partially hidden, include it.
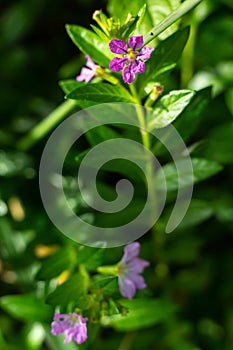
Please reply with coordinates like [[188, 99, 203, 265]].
[[36, 247, 76, 281], [59, 79, 84, 96], [0, 295, 53, 322], [46, 272, 88, 306], [147, 90, 195, 130], [155, 158, 223, 191], [66, 24, 112, 68], [77, 246, 105, 270], [174, 87, 212, 141], [67, 83, 135, 103], [102, 298, 176, 330]]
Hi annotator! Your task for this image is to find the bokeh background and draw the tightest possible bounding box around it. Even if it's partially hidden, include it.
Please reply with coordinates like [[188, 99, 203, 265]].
[[0, 0, 233, 349]]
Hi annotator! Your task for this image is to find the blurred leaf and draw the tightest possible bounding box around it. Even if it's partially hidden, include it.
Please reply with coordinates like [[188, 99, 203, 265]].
[[147, 90, 195, 130], [92, 276, 118, 296], [46, 272, 88, 306], [203, 123, 233, 164], [0, 150, 32, 177], [155, 158, 223, 191], [77, 246, 105, 270], [66, 25, 112, 68], [67, 83, 134, 103], [0, 295, 53, 322], [173, 87, 212, 141], [85, 124, 120, 147], [137, 27, 190, 93], [102, 298, 176, 330], [36, 247, 76, 281], [178, 199, 214, 229]]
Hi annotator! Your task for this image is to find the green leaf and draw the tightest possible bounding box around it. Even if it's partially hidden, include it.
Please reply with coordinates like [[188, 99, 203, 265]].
[[66, 24, 112, 68], [102, 298, 176, 330], [85, 124, 120, 147], [0, 150, 32, 177], [92, 275, 119, 295], [122, 4, 147, 40], [178, 199, 214, 229], [147, 90, 195, 130], [137, 27, 190, 93], [46, 272, 88, 306], [77, 246, 105, 270], [0, 295, 53, 322], [173, 87, 212, 141], [58, 79, 84, 96], [155, 158, 223, 191], [36, 247, 76, 281], [67, 83, 135, 103], [203, 123, 233, 164]]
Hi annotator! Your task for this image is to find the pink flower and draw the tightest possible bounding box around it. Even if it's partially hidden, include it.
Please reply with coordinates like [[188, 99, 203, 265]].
[[118, 242, 149, 299], [109, 36, 154, 84], [76, 56, 98, 83], [51, 312, 88, 345]]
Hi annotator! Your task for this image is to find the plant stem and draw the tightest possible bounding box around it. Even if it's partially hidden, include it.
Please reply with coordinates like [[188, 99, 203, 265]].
[[181, 16, 198, 87], [17, 99, 77, 151], [129, 84, 150, 149], [129, 84, 157, 227], [143, 0, 203, 46]]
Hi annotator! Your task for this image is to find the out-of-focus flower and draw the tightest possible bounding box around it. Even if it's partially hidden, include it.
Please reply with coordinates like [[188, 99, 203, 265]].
[[76, 55, 105, 83], [51, 312, 88, 345], [118, 242, 149, 299], [109, 36, 154, 84]]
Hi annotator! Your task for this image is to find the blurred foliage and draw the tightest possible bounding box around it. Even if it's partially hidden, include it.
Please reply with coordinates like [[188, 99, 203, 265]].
[[0, 0, 233, 350]]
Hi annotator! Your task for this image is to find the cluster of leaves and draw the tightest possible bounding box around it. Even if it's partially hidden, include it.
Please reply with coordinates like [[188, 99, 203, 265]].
[[0, 0, 233, 350]]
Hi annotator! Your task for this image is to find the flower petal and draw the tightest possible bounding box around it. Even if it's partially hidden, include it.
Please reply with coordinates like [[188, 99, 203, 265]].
[[131, 60, 145, 74], [76, 67, 95, 83], [128, 36, 144, 50], [74, 324, 88, 344], [121, 242, 140, 263], [109, 57, 127, 72], [64, 329, 73, 344], [137, 46, 154, 60], [109, 39, 128, 54], [127, 257, 150, 273], [129, 273, 147, 290], [119, 275, 136, 299], [85, 55, 97, 69]]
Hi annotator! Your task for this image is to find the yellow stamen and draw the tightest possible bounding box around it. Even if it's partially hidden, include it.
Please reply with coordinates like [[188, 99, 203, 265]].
[[127, 48, 137, 61]]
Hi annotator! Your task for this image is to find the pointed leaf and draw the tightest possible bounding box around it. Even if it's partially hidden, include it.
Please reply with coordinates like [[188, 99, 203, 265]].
[[155, 158, 223, 191], [67, 83, 135, 103], [0, 295, 53, 322], [66, 24, 112, 68], [46, 272, 88, 306], [102, 298, 176, 330], [147, 90, 195, 130]]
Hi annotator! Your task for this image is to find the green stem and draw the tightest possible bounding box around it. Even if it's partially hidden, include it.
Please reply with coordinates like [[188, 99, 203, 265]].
[[129, 84, 150, 149], [143, 0, 203, 46], [181, 16, 198, 87], [17, 99, 77, 151], [129, 84, 157, 227]]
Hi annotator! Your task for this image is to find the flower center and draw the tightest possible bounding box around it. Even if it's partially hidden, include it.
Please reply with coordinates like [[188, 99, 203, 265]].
[[117, 262, 127, 276], [127, 48, 137, 62]]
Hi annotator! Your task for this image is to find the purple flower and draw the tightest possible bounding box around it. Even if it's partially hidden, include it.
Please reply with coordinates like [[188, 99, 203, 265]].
[[109, 36, 154, 84], [118, 242, 149, 299], [51, 312, 88, 345], [76, 55, 105, 83]]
